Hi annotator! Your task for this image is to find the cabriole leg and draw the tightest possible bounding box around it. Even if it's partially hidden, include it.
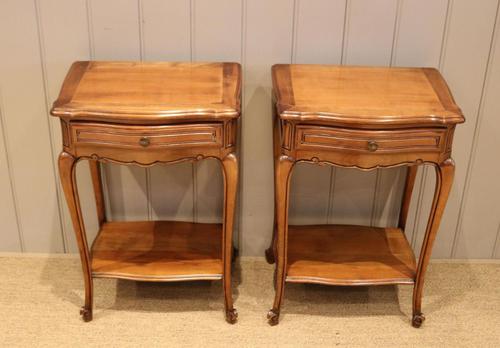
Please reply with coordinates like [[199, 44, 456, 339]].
[[412, 159, 455, 328], [221, 153, 238, 324], [268, 156, 294, 326], [59, 152, 93, 322], [265, 110, 282, 264]]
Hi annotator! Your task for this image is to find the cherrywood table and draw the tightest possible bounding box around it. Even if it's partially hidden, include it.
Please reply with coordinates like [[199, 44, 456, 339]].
[[266, 64, 464, 327], [51, 61, 241, 323]]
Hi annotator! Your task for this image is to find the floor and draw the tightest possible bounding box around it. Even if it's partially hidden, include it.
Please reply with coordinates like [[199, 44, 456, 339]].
[[0, 255, 499, 347]]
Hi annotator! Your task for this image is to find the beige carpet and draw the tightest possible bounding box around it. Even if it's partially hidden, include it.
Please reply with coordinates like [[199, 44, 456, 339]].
[[0, 255, 499, 347]]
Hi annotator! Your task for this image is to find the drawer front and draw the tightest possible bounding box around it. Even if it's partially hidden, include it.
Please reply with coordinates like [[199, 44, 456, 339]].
[[71, 123, 223, 149], [295, 126, 446, 154]]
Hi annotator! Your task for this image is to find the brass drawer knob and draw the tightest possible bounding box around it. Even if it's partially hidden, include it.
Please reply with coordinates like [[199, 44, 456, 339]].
[[139, 137, 150, 147], [367, 141, 378, 152]]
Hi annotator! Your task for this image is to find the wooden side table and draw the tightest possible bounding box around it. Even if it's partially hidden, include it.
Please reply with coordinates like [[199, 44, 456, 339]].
[[51, 61, 241, 323], [266, 65, 464, 327]]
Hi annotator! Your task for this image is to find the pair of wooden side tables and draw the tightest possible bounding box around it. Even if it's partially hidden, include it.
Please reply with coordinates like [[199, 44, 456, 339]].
[[51, 61, 464, 327]]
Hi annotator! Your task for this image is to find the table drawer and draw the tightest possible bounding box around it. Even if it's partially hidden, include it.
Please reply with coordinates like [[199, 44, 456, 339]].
[[71, 123, 223, 149], [295, 126, 446, 154]]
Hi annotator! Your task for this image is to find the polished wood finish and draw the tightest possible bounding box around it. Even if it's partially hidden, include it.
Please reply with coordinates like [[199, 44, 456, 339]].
[[272, 64, 463, 127], [267, 64, 464, 327], [91, 221, 223, 281], [412, 158, 455, 327], [287, 225, 416, 285], [58, 152, 93, 322], [52, 61, 241, 124], [53, 61, 241, 323]]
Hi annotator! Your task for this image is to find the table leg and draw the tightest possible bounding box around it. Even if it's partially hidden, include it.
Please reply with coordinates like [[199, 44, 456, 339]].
[[398, 165, 418, 230], [58, 152, 93, 322], [89, 159, 106, 227], [221, 153, 238, 324], [268, 156, 294, 326], [412, 159, 455, 328], [265, 112, 282, 264]]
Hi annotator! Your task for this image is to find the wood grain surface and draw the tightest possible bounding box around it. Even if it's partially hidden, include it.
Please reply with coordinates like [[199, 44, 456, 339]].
[[91, 221, 223, 281]]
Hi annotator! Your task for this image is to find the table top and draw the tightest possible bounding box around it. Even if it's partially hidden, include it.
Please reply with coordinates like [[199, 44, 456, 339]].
[[272, 64, 464, 127], [51, 61, 241, 124]]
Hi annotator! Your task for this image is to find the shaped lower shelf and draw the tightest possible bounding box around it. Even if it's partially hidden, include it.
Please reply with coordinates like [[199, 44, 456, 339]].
[[91, 221, 223, 281], [286, 224, 416, 286]]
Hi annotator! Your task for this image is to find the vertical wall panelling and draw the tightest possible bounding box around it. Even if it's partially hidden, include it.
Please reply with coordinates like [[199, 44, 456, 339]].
[[141, 0, 195, 222], [141, 0, 191, 62], [0, 0, 64, 252], [241, 0, 295, 255], [293, 0, 346, 64], [89, 0, 149, 221], [0, 92, 21, 251], [289, 0, 346, 225], [372, 0, 449, 231], [37, 0, 99, 253], [193, 0, 243, 223], [391, 0, 448, 67], [329, 0, 398, 226], [1, 0, 500, 258], [341, 0, 398, 66], [90, 0, 141, 60], [193, 0, 243, 62], [454, 3, 500, 258], [412, 0, 499, 258]]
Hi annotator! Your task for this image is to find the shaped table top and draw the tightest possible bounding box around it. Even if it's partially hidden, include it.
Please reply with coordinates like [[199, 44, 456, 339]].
[[51, 61, 241, 124], [272, 64, 464, 128]]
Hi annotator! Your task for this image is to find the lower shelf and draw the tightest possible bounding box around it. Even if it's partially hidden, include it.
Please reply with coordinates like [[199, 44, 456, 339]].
[[91, 221, 223, 281], [287, 224, 416, 286]]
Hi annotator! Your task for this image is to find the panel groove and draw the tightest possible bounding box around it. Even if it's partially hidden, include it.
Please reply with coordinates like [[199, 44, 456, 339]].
[[34, 0, 67, 252], [238, 0, 247, 253], [0, 89, 23, 251], [389, 0, 403, 66], [138, 0, 145, 61], [190, 0, 197, 223], [328, 0, 349, 224], [190, 0, 194, 61], [340, 0, 351, 64], [137, 0, 152, 221], [408, 0, 453, 249], [85, 0, 95, 59], [86, 0, 112, 221], [86, 0, 107, 220], [371, 0, 401, 228], [291, 0, 299, 63], [451, 0, 500, 257], [237, 0, 247, 249], [332, 0, 398, 227], [439, 0, 454, 70]]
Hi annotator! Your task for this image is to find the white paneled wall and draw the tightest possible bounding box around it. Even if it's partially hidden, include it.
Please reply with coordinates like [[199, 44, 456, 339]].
[[0, 0, 499, 259]]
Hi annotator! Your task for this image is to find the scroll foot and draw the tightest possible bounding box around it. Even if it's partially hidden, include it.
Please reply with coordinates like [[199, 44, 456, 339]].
[[412, 313, 425, 328], [267, 309, 280, 326], [265, 247, 275, 264], [225, 308, 238, 324], [80, 307, 93, 322]]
